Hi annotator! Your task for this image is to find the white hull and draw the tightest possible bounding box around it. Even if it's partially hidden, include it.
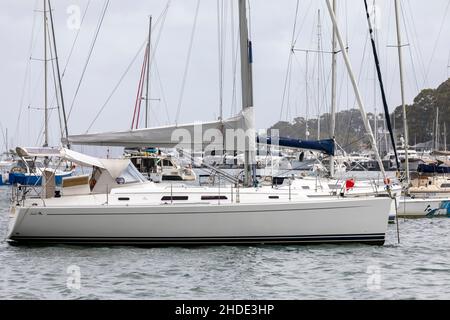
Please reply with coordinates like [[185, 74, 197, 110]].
[[8, 196, 391, 245], [397, 197, 447, 218]]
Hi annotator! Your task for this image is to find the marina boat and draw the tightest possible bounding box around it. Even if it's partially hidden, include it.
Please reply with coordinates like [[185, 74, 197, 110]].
[[8, 157, 73, 186], [397, 149, 424, 171], [417, 161, 450, 174], [7, 147, 393, 245], [0, 159, 14, 186], [425, 200, 450, 217], [397, 197, 446, 218], [397, 175, 450, 218]]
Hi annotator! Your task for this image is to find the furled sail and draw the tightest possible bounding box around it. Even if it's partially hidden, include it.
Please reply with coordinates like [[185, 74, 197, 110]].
[[66, 109, 255, 153], [257, 137, 335, 156]]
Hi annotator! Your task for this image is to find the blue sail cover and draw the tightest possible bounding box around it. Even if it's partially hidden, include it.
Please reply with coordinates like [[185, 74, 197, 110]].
[[257, 137, 335, 156]]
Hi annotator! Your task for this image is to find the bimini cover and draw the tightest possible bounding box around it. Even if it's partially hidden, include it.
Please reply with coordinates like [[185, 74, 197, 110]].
[[66, 109, 255, 152], [16, 147, 106, 169], [257, 137, 335, 156]]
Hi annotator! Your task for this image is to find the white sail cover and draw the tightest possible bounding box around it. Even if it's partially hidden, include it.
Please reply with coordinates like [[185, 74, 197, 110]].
[[66, 109, 255, 153]]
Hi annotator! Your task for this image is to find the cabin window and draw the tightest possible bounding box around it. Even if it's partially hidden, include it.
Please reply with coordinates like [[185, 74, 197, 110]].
[[201, 196, 228, 201], [302, 186, 310, 190], [163, 159, 173, 167], [441, 184, 450, 188], [269, 196, 280, 199], [118, 197, 130, 201], [161, 196, 189, 201]]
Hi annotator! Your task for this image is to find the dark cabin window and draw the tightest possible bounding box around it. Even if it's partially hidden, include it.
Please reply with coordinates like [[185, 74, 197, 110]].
[[161, 196, 189, 201], [268, 196, 280, 199], [118, 197, 130, 201], [201, 196, 228, 200], [441, 184, 450, 188]]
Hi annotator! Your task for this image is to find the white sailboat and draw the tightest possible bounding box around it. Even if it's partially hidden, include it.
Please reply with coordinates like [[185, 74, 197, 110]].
[[7, 0, 393, 246], [391, 0, 449, 217], [7, 146, 391, 245]]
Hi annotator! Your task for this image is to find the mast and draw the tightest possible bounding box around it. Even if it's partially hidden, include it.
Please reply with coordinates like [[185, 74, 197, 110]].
[[316, 10, 321, 140], [444, 122, 447, 152], [43, 0, 49, 147], [238, 0, 255, 187], [330, 0, 337, 177], [305, 52, 310, 139], [394, 0, 410, 184], [145, 15, 152, 128], [48, 0, 70, 149], [325, 0, 387, 179], [435, 107, 439, 151]]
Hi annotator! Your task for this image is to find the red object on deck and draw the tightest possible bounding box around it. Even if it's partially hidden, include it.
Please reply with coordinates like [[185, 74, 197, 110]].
[[345, 179, 355, 190]]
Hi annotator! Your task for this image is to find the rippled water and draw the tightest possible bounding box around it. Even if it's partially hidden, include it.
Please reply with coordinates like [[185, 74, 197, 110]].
[[0, 186, 449, 300]]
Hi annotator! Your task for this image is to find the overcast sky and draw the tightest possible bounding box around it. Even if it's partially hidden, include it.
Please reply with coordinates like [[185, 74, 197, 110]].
[[1, 0, 449, 150]]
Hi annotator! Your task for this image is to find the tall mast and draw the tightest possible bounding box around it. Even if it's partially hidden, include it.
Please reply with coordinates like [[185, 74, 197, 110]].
[[325, 0, 387, 179], [43, 0, 49, 147], [316, 10, 321, 140], [48, 0, 70, 149], [145, 15, 152, 128], [305, 52, 310, 139], [238, 0, 255, 187], [330, 0, 337, 177], [394, 0, 410, 184]]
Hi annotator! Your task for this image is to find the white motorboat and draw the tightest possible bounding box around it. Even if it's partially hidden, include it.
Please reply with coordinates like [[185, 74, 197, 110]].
[[396, 176, 450, 218], [7, 147, 393, 245], [397, 197, 445, 218]]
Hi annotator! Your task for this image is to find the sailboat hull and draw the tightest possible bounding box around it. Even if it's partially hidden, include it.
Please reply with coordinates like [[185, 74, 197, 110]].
[[7, 197, 391, 245], [397, 197, 448, 218]]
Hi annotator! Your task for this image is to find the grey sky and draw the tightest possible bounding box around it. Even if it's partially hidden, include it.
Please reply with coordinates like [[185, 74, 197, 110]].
[[1, 0, 449, 150]]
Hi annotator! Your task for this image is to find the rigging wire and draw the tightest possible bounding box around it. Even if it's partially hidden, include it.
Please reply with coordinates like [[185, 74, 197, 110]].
[[14, 0, 40, 146], [400, 5, 420, 94], [86, 40, 147, 133], [67, 0, 110, 121], [230, 0, 239, 117], [217, 0, 226, 120], [423, 0, 450, 87], [153, 56, 171, 124], [403, 0, 427, 88], [61, 0, 92, 79], [279, 0, 300, 121], [86, 1, 171, 132], [175, 0, 201, 125]]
